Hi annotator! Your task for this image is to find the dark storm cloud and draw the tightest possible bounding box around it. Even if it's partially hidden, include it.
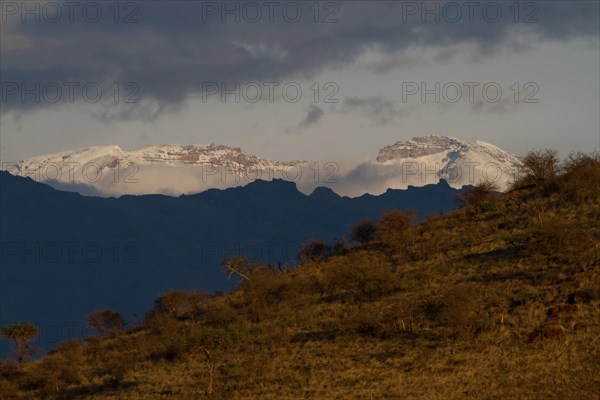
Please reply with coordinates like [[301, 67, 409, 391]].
[[287, 104, 324, 133], [342, 96, 402, 125], [1, 0, 598, 117], [471, 98, 520, 114], [300, 105, 325, 128]]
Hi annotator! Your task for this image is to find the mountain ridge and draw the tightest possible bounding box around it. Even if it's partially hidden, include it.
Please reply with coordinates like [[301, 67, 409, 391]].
[[4, 136, 521, 197]]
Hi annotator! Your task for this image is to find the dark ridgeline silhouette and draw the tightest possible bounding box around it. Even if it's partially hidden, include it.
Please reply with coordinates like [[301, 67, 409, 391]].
[[0, 171, 467, 352]]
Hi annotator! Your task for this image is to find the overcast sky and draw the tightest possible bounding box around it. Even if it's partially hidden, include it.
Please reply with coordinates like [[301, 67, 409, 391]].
[[1, 0, 599, 163]]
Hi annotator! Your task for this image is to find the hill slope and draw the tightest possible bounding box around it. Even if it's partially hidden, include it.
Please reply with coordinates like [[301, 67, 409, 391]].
[[1, 153, 599, 400]]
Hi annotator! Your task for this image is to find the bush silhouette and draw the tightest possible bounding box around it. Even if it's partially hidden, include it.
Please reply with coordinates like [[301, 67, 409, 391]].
[[351, 220, 377, 246], [299, 240, 332, 263], [155, 290, 209, 321]]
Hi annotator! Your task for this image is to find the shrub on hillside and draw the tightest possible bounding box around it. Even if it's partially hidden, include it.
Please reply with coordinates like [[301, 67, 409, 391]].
[[86, 309, 125, 337], [0, 377, 18, 400], [144, 308, 184, 336], [155, 290, 209, 321], [515, 149, 560, 193], [526, 217, 600, 268], [325, 254, 400, 301], [103, 351, 138, 387], [332, 237, 350, 255], [456, 180, 499, 214], [429, 284, 484, 340], [376, 210, 415, 246], [196, 300, 243, 328], [299, 240, 333, 263], [26, 353, 86, 398], [559, 151, 600, 203]]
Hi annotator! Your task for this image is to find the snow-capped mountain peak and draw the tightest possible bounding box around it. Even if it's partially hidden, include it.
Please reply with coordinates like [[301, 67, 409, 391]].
[[377, 135, 466, 162], [6, 144, 308, 197], [5, 136, 522, 197], [12, 143, 301, 173], [375, 135, 522, 190]]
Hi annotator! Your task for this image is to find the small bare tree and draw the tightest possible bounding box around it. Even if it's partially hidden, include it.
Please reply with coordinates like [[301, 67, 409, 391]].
[[518, 149, 560, 194], [2, 321, 39, 363], [522, 149, 559, 183], [200, 346, 215, 396], [222, 255, 260, 282]]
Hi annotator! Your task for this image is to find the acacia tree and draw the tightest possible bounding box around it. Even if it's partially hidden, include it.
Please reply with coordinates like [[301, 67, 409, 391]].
[[2, 321, 39, 363], [86, 309, 125, 337]]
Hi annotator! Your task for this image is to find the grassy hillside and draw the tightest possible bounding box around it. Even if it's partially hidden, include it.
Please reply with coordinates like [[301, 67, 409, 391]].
[[2, 151, 599, 400]]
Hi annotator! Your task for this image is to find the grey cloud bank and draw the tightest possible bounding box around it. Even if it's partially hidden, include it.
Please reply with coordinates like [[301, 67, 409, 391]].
[[1, 1, 598, 115]]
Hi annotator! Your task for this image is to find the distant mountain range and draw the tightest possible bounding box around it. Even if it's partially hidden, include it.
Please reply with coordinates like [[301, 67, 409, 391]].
[[4, 136, 522, 197], [1, 170, 468, 354]]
